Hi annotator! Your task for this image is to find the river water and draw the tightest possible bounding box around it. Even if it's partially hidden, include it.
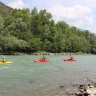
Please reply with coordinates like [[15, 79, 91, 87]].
[[0, 55, 96, 96]]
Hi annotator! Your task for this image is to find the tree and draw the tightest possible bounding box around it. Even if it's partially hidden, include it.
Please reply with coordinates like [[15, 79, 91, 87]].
[[29, 38, 42, 52], [0, 35, 29, 52], [0, 15, 4, 35]]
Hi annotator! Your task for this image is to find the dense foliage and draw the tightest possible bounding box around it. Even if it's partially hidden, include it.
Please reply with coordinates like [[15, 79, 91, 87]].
[[0, 7, 96, 54]]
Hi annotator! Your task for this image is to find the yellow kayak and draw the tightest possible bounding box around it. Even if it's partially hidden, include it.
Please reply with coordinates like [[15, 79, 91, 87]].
[[0, 61, 13, 64]]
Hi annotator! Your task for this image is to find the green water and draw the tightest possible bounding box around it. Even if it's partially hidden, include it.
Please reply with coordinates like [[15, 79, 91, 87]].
[[0, 55, 96, 96]]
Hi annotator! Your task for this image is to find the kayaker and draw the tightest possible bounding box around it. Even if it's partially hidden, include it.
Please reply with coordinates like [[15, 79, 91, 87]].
[[70, 54, 73, 60], [2, 56, 6, 62], [42, 55, 46, 60]]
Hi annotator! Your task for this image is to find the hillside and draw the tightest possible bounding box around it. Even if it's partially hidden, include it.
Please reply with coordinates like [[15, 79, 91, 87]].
[[0, 1, 13, 18]]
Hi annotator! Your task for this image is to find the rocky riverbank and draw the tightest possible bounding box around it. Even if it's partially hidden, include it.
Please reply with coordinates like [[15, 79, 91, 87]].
[[0, 51, 93, 55], [59, 77, 96, 96]]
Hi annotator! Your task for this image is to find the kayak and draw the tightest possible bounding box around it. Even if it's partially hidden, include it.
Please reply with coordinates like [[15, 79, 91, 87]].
[[34, 59, 49, 63], [64, 59, 76, 62], [0, 61, 13, 64]]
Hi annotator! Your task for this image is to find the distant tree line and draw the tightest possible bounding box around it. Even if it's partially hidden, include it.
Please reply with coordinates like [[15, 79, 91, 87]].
[[0, 7, 96, 54]]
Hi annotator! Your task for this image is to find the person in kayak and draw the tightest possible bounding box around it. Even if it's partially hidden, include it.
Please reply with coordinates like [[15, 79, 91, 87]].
[[2, 56, 6, 62], [42, 55, 46, 60], [69, 54, 74, 60]]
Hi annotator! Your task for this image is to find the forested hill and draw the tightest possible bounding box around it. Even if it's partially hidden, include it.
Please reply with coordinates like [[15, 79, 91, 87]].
[[0, 2, 96, 54], [0, 1, 13, 18]]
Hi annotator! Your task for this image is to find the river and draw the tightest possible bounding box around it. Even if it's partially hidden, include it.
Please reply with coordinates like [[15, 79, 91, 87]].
[[0, 55, 96, 96]]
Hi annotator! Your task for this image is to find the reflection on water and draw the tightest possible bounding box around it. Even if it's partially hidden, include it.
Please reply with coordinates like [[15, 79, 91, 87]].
[[0, 55, 96, 96]]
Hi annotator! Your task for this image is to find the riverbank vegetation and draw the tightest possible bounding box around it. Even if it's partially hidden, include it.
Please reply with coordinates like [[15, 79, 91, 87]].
[[1, 5, 96, 54]]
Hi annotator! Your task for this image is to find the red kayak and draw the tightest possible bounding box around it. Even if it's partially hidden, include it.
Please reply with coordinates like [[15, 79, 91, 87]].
[[34, 59, 49, 63], [64, 59, 76, 62]]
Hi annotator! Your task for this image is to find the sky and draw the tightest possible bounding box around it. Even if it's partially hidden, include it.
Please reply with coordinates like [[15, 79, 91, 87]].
[[1, 0, 96, 33]]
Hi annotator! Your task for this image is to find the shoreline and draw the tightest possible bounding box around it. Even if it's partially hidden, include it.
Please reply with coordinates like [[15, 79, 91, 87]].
[[0, 52, 94, 55]]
